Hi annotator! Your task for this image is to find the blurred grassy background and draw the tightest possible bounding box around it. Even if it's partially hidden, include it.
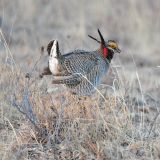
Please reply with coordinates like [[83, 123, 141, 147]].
[[1, 0, 160, 55]]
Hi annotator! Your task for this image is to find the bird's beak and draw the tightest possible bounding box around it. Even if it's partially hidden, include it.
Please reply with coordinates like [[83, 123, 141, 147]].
[[116, 48, 121, 53]]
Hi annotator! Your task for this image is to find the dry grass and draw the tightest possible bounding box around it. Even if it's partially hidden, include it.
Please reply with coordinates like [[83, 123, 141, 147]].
[[0, 0, 160, 159], [0, 58, 159, 159]]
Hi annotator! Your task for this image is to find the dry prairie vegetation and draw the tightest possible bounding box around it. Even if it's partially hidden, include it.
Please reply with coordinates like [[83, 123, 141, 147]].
[[0, 0, 160, 159]]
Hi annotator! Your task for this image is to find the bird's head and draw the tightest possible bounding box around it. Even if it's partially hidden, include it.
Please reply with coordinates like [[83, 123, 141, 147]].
[[88, 29, 121, 62], [107, 40, 121, 53]]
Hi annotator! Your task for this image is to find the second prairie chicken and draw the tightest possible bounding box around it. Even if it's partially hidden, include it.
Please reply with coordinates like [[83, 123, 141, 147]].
[[40, 29, 121, 96]]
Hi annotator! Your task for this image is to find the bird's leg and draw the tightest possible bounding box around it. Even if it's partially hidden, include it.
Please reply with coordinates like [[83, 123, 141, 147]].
[[39, 66, 52, 78]]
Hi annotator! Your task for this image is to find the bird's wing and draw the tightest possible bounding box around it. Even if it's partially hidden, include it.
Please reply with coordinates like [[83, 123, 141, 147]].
[[52, 74, 80, 86], [52, 51, 101, 88], [63, 51, 99, 75]]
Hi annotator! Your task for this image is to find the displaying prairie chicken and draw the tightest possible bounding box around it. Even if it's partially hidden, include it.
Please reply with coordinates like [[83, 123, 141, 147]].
[[40, 29, 121, 96]]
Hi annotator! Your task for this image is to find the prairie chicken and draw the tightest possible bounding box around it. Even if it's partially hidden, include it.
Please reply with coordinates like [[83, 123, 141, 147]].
[[40, 29, 121, 96]]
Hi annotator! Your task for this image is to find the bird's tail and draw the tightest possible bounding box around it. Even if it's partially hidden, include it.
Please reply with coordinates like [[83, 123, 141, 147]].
[[47, 40, 61, 58]]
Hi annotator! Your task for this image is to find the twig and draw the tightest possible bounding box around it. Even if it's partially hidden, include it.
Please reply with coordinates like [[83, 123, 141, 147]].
[[25, 46, 44, 79], [0, 29, 18, 71], [146, 112, 160, 138], [4, 117, 21, 145]]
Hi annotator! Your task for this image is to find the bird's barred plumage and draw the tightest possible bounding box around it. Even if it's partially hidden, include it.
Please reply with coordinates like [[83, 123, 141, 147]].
[[40, 29, 121, 96], [55, 50, 109, 96]]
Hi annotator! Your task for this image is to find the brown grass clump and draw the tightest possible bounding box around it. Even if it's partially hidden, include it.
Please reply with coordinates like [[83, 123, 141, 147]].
[[0, 61, 159, 160]]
